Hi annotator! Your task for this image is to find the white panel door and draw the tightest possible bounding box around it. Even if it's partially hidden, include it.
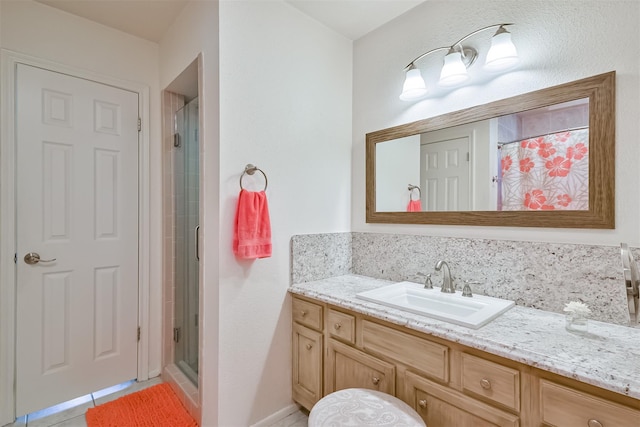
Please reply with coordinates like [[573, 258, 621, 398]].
[[15, 64, 139, 416], [420, 137, 471, 211]]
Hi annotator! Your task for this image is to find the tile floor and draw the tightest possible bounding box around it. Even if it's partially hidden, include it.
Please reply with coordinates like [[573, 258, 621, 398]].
[[5, 377, 163, 427], [267, 409, 308, 427], [3, 377, 309, 427]]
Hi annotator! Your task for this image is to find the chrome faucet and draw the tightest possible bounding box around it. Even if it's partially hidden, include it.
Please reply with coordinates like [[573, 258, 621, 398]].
[[435, 260, 455, 293]]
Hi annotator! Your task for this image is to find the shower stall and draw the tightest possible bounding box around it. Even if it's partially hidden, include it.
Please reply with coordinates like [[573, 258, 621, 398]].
[[173, 97, 199, 386]]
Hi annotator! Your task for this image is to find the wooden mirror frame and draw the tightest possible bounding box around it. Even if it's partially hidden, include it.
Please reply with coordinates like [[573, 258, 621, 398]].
[[366, 71, 615, 228]]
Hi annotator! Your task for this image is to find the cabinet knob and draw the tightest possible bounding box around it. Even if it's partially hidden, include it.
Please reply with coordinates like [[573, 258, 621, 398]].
[[418, 399, 427, 409], [305, 343, 312, 350], [301, 310, 307, 317], [480, 378, 492, 390], [372, 377, 380, 385], [587, 420, 603, 427], [334, 323, 342, 330]]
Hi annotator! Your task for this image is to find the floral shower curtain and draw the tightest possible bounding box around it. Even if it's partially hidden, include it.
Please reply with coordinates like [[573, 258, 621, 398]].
[[499, 128, 589, 211]]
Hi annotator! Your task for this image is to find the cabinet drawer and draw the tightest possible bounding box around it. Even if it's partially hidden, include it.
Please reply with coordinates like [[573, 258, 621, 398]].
[[462, 353, 520, 412], [327, 309, 355, 344], [362, 320, 448, 382], [540, 380, 640, 427], [292, 297, 323, 331]]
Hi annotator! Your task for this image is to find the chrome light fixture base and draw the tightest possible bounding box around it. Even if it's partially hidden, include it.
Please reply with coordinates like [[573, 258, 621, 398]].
[[459, 46, 478, 67], [400, 23, 518, 101]]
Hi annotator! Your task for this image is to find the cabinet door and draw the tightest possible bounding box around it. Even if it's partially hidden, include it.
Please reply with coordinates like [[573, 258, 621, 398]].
[[292, 323, 323, 410], [326, 339, 395, 395], [406, 371, 519, 427]]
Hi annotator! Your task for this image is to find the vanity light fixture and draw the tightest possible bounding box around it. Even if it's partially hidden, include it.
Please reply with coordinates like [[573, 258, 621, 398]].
[[399, 23, 518, 101]]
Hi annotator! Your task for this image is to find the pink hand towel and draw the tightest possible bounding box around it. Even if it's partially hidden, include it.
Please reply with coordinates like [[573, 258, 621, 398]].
[[407, 200, 422, 212], [233, 189, 272, 259]]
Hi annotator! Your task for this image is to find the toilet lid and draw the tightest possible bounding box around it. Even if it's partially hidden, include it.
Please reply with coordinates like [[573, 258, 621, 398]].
[[309, 388, 426, 427]]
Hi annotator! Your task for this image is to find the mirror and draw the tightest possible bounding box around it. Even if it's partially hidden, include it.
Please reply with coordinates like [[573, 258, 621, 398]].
[[366, 72, 615, 228]]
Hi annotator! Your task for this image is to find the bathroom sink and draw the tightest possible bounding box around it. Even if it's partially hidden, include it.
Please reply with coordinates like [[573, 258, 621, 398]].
[[356, 281, 515, 329]]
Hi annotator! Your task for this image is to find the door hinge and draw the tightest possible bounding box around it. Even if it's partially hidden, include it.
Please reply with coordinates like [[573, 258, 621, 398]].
[[14, 253, 17, 264], [137, 326, 141, 342], [467, 152, 470, 161], [173, 327, 181, 343], [137, 117, 141, 132]]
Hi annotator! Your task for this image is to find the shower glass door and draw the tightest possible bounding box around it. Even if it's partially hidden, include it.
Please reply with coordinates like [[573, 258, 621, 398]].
[[174, 97, 199, 386]]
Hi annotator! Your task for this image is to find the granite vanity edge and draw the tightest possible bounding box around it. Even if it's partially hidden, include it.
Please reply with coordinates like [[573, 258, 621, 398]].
[[288, 275, 640, 400]]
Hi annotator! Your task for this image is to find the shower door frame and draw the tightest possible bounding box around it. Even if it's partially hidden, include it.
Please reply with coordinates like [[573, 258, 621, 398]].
[[173, 98, 200, 385], [0, 50, 152, 425]]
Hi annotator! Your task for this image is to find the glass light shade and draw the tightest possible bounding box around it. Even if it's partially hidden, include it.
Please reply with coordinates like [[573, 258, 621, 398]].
[[399, 68, 427, 101], [438, 51, 469, 87], [484, 31, 519, 71]]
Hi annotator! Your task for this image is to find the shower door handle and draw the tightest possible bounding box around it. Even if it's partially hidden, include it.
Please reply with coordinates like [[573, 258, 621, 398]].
[[195, 225, 200, 261]]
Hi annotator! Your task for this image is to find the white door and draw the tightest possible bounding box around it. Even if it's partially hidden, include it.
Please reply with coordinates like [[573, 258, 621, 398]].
[[420, 137, 471, 211], [15, 64, 139, 416]]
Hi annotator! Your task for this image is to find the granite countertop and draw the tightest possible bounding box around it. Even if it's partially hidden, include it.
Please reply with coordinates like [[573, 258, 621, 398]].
[[289, 274, 640, 400]]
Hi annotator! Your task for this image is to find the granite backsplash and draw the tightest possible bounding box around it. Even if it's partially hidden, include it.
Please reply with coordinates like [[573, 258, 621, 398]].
[[291, 232, 636, 326]]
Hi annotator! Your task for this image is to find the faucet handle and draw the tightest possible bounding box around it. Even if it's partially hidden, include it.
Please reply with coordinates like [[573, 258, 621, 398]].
[[462, 280, 481, 297], [424, 273, 433, 289], [416, 272, 434, 289]]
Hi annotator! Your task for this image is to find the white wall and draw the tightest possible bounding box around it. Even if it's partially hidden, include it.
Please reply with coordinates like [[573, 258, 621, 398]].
[[218, 1, 352, 424], [0, 0, 163, 389], [158, 1, 220, 425], [353, 0, 640, 246], [2, 1, 351, 424], [376, 135, 420, 211]]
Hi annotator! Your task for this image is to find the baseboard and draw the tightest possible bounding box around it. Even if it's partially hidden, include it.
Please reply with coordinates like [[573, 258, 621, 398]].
[[250, 403, 301, 427]]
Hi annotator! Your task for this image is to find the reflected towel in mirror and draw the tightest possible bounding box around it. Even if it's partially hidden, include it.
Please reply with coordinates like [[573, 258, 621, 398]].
[[407, 200, 422, 212]]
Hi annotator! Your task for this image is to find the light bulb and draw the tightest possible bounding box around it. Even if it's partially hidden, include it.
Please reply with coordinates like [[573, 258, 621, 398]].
[[485, 27, 519, 72], [438, 50, 469, 87], [399, 67, 427, 101]]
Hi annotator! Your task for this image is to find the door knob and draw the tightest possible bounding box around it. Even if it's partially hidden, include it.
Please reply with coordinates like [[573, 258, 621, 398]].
[[24, 252, 56, 265]]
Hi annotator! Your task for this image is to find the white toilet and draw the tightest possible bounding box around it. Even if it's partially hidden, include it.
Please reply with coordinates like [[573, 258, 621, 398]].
[[308, 388, 426, 426]]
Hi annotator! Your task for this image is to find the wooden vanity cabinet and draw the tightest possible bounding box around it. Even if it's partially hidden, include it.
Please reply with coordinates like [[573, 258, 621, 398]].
[[291, 295, 640, 424]]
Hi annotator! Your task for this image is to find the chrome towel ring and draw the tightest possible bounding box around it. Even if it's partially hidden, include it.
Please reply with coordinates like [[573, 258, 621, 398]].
[[240, 164, 268, 191], [408, 184, 421, 200]]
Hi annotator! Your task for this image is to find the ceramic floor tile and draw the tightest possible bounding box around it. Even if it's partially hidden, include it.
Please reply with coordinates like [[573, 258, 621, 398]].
[[268, 409, 308, 427], [129, 376, 163, 391], [48, 415, 88, 427], [92, 377, 162, 406], [3, 415, 27, 427], [90, 380, 136, 401], [26, 400, 93, 427]]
